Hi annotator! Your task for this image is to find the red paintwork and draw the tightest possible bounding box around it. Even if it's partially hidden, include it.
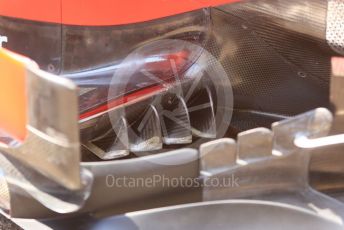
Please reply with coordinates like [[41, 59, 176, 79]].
[[0, 0, 239, 26], [0, 0, 61, 24], [79, 85, 164, 121]]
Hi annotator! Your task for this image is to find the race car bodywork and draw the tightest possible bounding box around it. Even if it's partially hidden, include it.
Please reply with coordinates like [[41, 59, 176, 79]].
[[0, 1, 344, 229]]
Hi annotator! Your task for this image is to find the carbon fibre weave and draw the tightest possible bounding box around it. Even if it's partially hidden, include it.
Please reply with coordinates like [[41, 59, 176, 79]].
[[205, 0, 343, 132]]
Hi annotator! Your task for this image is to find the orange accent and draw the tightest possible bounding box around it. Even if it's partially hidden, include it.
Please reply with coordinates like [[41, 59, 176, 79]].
[[0, 0, 61, 24], [0, 49, 29, 141], [0, 0, 238, 25]]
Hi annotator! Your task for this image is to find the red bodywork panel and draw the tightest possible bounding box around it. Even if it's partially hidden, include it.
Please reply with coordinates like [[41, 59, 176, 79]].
[[0, 0, 239, 26]]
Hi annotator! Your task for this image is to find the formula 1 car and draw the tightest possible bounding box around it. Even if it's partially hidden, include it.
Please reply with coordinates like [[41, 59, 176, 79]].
[[0, 0, 344, 229]]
